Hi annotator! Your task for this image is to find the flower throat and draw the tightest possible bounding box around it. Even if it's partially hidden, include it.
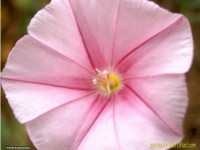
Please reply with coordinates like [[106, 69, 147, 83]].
[[92, 69, 122, 95]]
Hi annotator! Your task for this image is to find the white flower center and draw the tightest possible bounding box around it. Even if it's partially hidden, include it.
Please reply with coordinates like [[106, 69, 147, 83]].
[[92, 69, 122, 95]]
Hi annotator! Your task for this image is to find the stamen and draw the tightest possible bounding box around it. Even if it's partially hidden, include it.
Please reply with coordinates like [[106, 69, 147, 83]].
[[92, 79, 97, 85], [107, 83, 111, 93], [92, 69, 122, 95], [103, 70, 109, 75], [95, 68, 101, 74]]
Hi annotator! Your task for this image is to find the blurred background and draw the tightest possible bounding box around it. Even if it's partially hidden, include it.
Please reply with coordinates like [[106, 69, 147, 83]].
[[1, 0, 200, 149]]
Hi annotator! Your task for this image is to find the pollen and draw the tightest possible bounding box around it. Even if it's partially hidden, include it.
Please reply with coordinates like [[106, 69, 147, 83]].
[[92, 69, 122, 95]]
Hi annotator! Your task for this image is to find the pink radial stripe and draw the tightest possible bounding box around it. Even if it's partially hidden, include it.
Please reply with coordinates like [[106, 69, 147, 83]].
[[69, 0, 120, 69], [115, 15, 183, 69], [77, 98, 119, 150], [1, 78, 96, 123], [112, 95, 120, 149], [125, 85, 181, 136], [111, 0, 183, 67], [124, 74, 188, 136], [110, 88, 182, 149], [116, 16, 193, 78], [110, 1, 121, 67], [30, 35, 95, 76], [1, 77, 93, 91], [70, 96, 110, 150], [28, 0, 95, 72], [2, 35, 94, 90], [25, 94, 110, 150], [77, 87, 182, 150]]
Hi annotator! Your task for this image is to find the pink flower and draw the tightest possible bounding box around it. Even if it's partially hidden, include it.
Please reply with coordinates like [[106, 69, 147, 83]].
[[2, 0, 193, 149]]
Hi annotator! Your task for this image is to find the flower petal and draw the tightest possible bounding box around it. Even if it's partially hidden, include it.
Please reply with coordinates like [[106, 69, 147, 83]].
[[112, 0, 192, 69], [2, 78, 95, 123], [69, 0, 120, 69], [113, 88, 182, 149], [2, 35, 93, 89], [28, 0, 94, 71], [78, 99, 119, 150], [78, 88, 182, 150], [25, 95, 109, 150], [117, 16, 193, 78], [124, 74, 188, 136]]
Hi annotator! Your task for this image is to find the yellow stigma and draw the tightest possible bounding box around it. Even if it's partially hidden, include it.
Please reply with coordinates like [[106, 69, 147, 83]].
[[93, 69, 122, 95]]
